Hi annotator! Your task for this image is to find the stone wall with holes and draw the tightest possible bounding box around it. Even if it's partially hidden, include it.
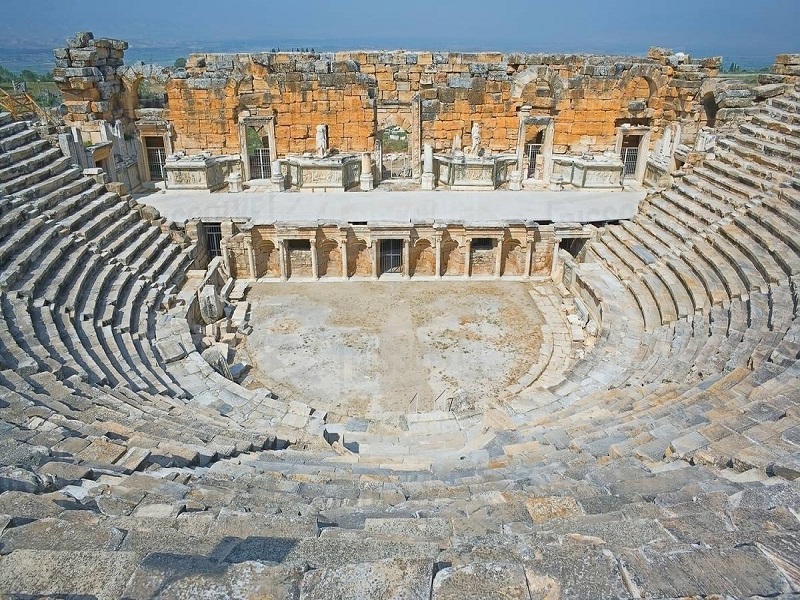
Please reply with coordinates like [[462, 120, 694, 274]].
[[55, 33, 725, 160]]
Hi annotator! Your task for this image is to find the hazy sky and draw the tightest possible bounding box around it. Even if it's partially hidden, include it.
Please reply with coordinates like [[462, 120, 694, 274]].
[[2, 0, 798, 60]]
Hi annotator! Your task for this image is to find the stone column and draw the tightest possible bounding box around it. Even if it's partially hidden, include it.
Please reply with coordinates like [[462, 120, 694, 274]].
[[360, 153, 374, 191], [517, 106, 531, 174], [244, 237, 257, 279], [434, 236, 442, 279], [550, 237, 562, 280], [278, 240, 287, 281], [340, 237, 349, 279], [463, 239, 471, 278], [310, 238, 319, 280], [220, 239, 232, 275], [525, 236, 535, 278], [495, 238, 503, 278], [421, 143, 435, 191], [371, 241, 379, 280], [403, 238, 411, 279]]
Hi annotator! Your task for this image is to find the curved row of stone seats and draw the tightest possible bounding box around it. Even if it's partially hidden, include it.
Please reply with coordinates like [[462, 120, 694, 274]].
[[2, 428, 798, 598], [0, 114, 198, 399], [506, 89, 800, 471], [0, 116, 296, 479]]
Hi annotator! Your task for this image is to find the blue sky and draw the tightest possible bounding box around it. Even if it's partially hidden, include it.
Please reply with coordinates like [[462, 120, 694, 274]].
[[1, 0, 797, 64]]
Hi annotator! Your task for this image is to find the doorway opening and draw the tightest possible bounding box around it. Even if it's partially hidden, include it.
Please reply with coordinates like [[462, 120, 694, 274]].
[[379, 239, 404, 275], [246, 125, 272, 179], [205, 223, 222, 259], [380, 126, 412, 179], [525, 130, 545, 179], [144, 136, 166, 180], [620, 134, 642, 179]]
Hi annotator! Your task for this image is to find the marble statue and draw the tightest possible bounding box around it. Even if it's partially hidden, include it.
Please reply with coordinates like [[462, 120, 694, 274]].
[[315, 124, 328, 158], [469, 122, 481, 156]]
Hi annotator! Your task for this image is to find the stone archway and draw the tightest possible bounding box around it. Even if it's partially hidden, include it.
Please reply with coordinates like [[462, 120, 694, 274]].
[[441, 239, 463, 276], [238, 114, 277, 182], [348, 238, 371, 278], [411, 239, 436, 276], [511, 66, 565, 106], [119, 64, 175, 184], [501, 238, 526, 276], [254, 239, 279, 278], [318, 239, 342, 278]]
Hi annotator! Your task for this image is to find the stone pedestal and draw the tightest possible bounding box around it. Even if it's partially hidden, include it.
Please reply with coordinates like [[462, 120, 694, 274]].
[[421, 172, 435, 190], [552, 155, 623, 189], [270, 160, 285, 192], [282, 154, 362, 192], [508, 170, 522, 191], [271, 173, 285, 192], [226, 173, 243, 193], [548, 175, 564, 191], [360, 173, 374, 191], [164, 153, 238, 191], [434, 153, 516, 191]]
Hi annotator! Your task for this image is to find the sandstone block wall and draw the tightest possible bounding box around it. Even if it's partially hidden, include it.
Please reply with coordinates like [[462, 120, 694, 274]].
[[54, 33, 730, 162]]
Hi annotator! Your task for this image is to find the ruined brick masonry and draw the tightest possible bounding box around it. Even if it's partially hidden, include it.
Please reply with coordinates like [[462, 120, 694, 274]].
[[54, 32, 722, 158]]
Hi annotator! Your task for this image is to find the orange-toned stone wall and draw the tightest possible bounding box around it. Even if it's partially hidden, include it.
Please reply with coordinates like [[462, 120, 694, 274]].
[[55, 34, 725, 164], [163, 48, 720, 156]]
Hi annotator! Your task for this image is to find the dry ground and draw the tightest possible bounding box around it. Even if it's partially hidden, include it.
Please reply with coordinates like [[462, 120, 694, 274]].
[[245, 281, 545, 418]]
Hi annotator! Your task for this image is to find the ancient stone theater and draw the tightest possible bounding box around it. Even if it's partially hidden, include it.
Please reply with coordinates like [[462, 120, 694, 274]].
[[0, 29, 799, 598]]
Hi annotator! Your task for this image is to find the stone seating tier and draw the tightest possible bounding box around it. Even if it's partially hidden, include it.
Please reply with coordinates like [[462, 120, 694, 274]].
[[0, 85, 800, 597]]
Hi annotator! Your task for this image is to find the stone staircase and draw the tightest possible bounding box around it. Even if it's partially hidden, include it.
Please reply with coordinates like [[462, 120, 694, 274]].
[[0, 84, 799, 598]]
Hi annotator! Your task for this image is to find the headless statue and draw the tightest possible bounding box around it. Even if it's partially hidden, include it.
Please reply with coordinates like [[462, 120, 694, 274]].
[[469, 122, 481, 156]]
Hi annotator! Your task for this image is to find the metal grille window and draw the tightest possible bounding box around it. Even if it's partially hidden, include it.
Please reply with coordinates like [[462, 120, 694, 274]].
[[249, 147, 272, 179], [621, 147, 639, 177], [147, 147, 166, 180], [525, 143, 542, 178], [379, 239, 403, 274], [205, 223, 222, 258], [287, 240, 311, 251], [471, 238, 493, 251]]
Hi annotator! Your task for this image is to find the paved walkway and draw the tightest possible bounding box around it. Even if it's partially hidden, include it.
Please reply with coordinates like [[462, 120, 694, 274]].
[[135, 187, 645, 224]]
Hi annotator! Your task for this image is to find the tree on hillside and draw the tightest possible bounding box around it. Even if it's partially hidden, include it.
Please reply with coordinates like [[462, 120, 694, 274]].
[[19, 70, 40, 82], [0, 65, 14, 83]]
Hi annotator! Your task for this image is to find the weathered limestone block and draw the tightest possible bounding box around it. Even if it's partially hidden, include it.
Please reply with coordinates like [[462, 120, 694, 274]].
[[202, 343, 233, 379], [0, 466, 48, 493], [123, 556, 304, 600], [299, 558, 434, 599], [432, 562, 531, 600], [753, 83, 786, 99], [199, 284, 224, 324], [0, 550, 140, 600]]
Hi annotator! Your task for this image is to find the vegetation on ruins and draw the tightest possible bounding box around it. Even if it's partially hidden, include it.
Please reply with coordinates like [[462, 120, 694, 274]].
[[0, 64, 61, 107]]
